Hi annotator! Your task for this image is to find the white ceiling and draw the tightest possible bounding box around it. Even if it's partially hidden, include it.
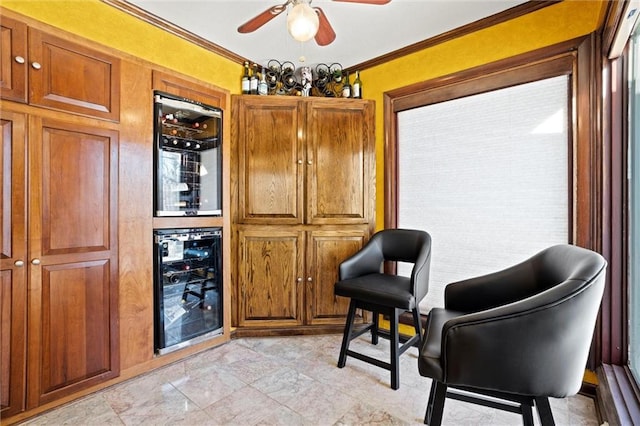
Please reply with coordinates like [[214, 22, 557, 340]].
[[125, 0, 527, 69]]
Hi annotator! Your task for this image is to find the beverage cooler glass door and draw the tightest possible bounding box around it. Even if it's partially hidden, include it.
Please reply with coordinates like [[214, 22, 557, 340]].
[[154, 228, 223, 354], [154, 91, 222, 216]]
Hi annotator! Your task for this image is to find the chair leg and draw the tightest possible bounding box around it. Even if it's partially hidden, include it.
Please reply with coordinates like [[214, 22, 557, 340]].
[[371, 310, 379, 345], [390, 308, 400, 390], [338, 300, 357, 368], [535, 397, 555, 426], [412, 307, 423, 348], [424, 380, 447, 425], [521, 399, 534, 426]]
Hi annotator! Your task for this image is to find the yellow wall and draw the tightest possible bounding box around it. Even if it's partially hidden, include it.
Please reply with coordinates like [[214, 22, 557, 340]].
[[363, 0, 605, 230], [1, 0, 605, 230], [0, 0, 242, 92]]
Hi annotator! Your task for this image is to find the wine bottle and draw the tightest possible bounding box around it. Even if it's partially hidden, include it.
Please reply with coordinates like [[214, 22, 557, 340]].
[[342, 71, 351, 98], [353, 71, 362, 99], [241, 61, 250, 95], [250, 63, 259, 95], [258, 67, 269, 96]]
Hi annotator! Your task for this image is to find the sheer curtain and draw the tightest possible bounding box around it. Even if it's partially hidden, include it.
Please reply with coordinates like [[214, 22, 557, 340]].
[[397, 75, 570, 311]]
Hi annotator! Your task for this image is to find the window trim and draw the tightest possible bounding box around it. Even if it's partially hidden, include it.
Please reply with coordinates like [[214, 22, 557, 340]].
[[383, 34, 604, 365]]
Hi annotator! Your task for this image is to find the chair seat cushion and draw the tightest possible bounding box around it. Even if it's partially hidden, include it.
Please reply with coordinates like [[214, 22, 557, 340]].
[[418, 308, 465, 382], [335, 273, 415, 309]]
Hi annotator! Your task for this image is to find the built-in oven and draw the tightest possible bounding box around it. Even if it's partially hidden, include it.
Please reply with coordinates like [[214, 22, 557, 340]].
[[153, 91, 222, 217], [153, 228, 223, 354]]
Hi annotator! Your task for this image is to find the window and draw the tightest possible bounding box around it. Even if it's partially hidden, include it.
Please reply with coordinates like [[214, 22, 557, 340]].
[[628, 28, 640, 385], [396, 76, 570, 310]]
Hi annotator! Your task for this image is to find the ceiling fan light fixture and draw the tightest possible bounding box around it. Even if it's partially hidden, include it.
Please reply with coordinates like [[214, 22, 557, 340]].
[[287, 1, 319, 42]]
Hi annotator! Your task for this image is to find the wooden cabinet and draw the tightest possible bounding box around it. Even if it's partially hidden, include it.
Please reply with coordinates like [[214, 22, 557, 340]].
[[231, 96, 375, 332], [0, 105, 120, 414], [0, 17, 120, 121]]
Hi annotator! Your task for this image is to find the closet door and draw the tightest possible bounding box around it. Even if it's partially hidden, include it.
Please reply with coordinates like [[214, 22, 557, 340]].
[[0, 109, 27, 417], [26, 117, 119, 407]]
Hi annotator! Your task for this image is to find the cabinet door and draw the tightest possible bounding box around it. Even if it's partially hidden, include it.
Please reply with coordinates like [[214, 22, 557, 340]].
[[0, 16, 28, 103], [306, 229, 367, 325], [306, 99, 375, 225], [28, 29, 120, 121], [235, 97, 304, 224], [0, 110, 27, 417], [26, 117, 119, 408], [237, 228, 304, 327]]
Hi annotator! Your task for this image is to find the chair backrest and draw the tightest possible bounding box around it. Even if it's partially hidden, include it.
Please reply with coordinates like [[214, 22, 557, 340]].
[[340, 228, 432, 301]]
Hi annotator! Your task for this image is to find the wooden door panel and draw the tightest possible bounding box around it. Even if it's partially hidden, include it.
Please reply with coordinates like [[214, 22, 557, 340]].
[[0, 266, 27, 416], [28, 29, 120, 121], [237, 228, 303, 327], [0, 16, 27, 103], [39, 122, 117, 256], [36, 260, 116, 402], [306, 229, 366, 325], [307, 100, 374, 225], [1, 111, 26, 263], [0, 109, 27, 417], [237, 98, 303, 224], [28, 116, 119, 408]]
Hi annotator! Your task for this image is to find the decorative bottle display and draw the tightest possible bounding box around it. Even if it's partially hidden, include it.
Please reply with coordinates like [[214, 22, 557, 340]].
[[242, 61, 250, 95], [258, 68, 269, 96], [342, 71, 351, 98], [250, 63, 259, 95], [240, 60, 368, 98], [352, 71, 362, 99]]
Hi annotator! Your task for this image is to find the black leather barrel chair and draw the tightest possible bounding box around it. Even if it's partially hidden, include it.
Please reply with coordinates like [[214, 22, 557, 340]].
[[335, 228, 432, 390], [418, 244, 607, 425]]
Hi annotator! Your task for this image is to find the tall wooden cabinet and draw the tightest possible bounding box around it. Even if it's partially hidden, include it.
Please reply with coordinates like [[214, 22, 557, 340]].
[[0, 106, 120, 415], [1, 15, 120, 417], [231, 95, 375, 333]]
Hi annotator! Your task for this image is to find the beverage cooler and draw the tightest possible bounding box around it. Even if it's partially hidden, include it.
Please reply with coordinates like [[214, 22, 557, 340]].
[[153, 91, 222, 217], [153, 228, 223, 354]]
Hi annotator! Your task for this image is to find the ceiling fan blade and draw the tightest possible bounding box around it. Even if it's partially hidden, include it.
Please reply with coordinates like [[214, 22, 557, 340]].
[[237, 4, 287, 34], [314, 8, 336, 46], [331, 0, 391, 4]]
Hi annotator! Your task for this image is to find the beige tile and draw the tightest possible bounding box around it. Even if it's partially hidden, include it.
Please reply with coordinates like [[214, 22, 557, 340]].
[[17, 334, 600, 426]]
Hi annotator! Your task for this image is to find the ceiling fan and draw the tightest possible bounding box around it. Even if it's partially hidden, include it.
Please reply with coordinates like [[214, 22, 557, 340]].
[[237, 0, 391, 46]]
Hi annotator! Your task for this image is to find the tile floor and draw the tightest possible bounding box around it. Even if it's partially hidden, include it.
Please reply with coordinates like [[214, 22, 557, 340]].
[[20, 334, 600, 425]]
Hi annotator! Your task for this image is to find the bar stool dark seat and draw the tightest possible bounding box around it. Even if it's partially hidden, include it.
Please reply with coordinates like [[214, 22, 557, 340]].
[[334, 228, 432, 390]]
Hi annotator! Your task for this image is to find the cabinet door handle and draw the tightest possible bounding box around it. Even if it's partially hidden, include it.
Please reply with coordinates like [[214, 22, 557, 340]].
[[14, 260, 24, 267], [296, 277, 303, 283], [14, 56, 25, 64], [31, 258, 41, 265], [307, 276, 312, 282], [31, 61, 42, 70], [307, 160, 312, 165], [297, 160, 303, 164]]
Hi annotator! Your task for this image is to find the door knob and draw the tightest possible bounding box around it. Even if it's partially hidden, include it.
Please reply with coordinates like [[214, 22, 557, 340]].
[[14, 56, 25, 64], [307, 276, 312, 282], [31, 258, 41, 265], [14, 260, 24, 267], [31, 61, 42, 70], [297, 277, 303, 283]]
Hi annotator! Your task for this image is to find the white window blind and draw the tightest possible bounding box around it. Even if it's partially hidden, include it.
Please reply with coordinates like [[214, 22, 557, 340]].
[[397, 75, 569, 311]]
